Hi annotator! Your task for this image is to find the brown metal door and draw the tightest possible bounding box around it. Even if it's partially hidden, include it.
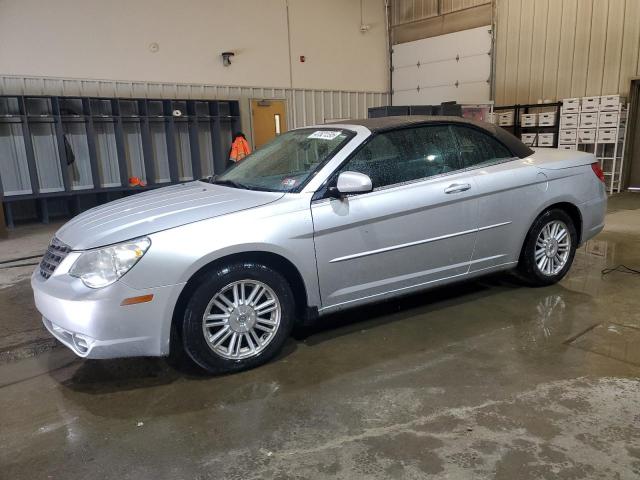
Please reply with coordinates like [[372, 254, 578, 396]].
[[251, 100, 287, 148]]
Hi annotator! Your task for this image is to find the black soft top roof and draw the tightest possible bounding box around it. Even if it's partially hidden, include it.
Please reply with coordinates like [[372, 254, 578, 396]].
[[327, 115, 533, 159]]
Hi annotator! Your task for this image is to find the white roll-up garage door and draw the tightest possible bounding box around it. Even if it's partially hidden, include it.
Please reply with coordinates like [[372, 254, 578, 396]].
[[392, 26, 492, 105]]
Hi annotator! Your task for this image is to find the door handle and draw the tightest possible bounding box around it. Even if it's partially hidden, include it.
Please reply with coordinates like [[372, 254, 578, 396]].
[[444, 183, 471, 194]]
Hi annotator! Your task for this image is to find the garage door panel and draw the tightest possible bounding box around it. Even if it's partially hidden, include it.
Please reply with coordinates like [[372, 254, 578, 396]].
[[457, 56, 490, 81], [393, 66, 420, 91], [395, 27, 491, 65], [414, 59, 489, 89], [392, 25, 491, 105], [417, 59, 460, 87], [456, 83, 490, 103], [393, 89, 420, 105]]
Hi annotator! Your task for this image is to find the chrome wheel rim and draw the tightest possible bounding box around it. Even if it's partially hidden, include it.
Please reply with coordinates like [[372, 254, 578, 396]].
[[202, 280, 281, 360], [535, 220, 571, 276]]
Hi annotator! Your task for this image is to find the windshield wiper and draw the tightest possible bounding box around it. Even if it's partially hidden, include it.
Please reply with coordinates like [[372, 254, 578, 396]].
[[213, 179, 248, 190]]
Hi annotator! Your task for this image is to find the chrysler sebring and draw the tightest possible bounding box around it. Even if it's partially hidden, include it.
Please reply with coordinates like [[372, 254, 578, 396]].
[[32, 116, 606, 373]]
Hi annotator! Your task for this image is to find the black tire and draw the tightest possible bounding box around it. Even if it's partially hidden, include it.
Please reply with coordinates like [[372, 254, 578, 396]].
[[181, 262, 295, 374], [517, 209, 577, 286]]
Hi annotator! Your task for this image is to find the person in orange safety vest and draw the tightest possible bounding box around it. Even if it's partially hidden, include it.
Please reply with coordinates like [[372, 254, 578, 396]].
[[227, 132, 251, 169]]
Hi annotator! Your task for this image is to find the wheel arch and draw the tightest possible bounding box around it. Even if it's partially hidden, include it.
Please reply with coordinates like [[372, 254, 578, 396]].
[[519, 201, 583, 263], [171, 251, 314, 349], [541, 202, 583, 244]]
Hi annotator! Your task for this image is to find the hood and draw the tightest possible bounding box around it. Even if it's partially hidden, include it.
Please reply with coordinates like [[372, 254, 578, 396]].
[[529, 148, 596, 170], [56, 182, 284, 250]]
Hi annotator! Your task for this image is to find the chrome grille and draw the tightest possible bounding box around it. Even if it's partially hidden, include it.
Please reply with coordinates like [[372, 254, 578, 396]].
[[40, 237, 72, 279]]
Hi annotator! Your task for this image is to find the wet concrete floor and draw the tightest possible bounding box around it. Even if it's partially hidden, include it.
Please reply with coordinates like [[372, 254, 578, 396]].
[[1, 195, 640, 479]]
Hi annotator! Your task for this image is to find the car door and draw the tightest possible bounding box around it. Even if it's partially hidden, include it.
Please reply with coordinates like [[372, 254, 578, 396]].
[[311, 124, 479, 311], [450, 124, 542, 272]]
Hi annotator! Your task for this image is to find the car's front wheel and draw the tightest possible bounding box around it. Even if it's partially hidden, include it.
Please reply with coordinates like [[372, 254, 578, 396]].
[[181, 262, 295, 374], [518, 209, 577, 286]]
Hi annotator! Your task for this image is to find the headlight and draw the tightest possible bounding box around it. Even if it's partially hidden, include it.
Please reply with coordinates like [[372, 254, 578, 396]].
[[69, 237, 151, 288]]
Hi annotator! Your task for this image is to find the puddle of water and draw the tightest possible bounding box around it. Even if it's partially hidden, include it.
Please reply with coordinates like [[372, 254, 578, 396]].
[[568, 322, 640, 367]]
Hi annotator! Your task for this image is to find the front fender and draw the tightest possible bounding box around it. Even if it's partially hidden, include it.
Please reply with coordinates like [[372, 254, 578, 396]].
[[121, 194, 321, 309]]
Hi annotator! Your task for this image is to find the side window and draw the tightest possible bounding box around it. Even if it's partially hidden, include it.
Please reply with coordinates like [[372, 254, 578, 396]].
[[339, 125, 460, 189], [452, 126, 513, 169]]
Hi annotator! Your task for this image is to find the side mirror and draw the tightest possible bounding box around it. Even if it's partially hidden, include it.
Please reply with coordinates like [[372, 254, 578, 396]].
[[329, 171, 373, 197]]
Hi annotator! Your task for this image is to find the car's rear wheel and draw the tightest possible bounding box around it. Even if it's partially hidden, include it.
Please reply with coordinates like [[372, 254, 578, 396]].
[[518, 209, 577, 286], [181, 262, 294, 374]]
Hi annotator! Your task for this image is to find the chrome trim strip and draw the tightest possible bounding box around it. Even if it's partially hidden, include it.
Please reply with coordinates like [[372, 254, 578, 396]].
[[329, 221, 512, 263], [478, 221, 512, 231]]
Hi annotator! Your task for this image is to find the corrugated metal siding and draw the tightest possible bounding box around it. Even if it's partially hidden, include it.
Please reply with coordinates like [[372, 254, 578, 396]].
[[392, 0, 489, 25], [495, 0, 640, 105], [392, 0, 439, 25], [0, 75, 389, 135], [441, 0, 490, 14]]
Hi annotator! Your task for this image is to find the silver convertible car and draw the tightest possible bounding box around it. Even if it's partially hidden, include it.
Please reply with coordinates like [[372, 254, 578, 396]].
[[32, 116, 606, 373]]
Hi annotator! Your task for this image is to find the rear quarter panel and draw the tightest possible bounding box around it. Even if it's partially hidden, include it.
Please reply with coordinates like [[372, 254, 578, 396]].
[[537, 163, 606, 243], [472, 152, 605, 271]]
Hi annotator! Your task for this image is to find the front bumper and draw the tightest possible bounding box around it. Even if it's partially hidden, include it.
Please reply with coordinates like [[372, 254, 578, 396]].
[[31, 269, 185, 359]]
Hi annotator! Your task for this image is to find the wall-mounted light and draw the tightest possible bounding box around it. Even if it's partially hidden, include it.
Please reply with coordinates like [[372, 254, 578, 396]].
[[221, 51, 235, 67], [359, 0, 370, 33]]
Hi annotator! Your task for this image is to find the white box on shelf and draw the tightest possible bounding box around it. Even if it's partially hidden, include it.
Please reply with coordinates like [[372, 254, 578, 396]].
[[538, 112, 556, 126], [561, 107, 580, 116], [560, 114, 578, 129], [562, 98, 580, 112], [559, 144, 577, 151], [498, 111, 514, 126], [581, 96, 600, 111], [597, 128, 617, 143], [559, 129, 577, 143], [538, 133, 555, 147], [578, 128, 596, 143], [579, 112, 598, 128], [598, 111, 619, 127], [599, 95, 625, 111], [521, 133, 536, 146], [521, 113, 537, 127]]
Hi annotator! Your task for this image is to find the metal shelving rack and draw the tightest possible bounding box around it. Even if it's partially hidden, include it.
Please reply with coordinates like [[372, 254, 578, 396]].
[[559, 95, 628, 194], [596, 103, 628, 194], [493, 102, 562, 148], [0, 95, 240, 227]]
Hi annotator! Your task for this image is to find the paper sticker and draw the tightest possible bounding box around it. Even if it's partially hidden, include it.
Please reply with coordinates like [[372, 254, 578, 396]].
[[308, 130, 342, 140], [281, 177, 297, 188]]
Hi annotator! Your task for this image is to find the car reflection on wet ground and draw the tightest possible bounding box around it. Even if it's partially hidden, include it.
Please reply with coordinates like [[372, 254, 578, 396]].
[[1, 194, 640, 479]]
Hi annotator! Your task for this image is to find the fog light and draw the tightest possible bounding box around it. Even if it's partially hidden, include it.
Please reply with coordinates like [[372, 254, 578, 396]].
[[72, 334, 90, 354]]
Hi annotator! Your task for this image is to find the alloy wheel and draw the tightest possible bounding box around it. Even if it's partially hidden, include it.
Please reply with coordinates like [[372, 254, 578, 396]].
[[202, 279, 281, 359], [534, 220, 571, 276]]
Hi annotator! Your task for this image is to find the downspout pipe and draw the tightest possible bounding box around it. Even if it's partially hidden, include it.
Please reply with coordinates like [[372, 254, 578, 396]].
[[384, 0, 392, 105]]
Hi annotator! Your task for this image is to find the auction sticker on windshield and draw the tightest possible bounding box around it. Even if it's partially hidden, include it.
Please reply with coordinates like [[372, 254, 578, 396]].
[[281, 177, 297, 188], [308, 130, 342, 140]]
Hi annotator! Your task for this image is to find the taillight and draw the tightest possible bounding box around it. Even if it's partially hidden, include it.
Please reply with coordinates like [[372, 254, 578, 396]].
[[591, 162, 605, 183]]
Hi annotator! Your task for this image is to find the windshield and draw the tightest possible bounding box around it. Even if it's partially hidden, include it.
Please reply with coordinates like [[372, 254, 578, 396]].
[[212, 128, 353, 192]]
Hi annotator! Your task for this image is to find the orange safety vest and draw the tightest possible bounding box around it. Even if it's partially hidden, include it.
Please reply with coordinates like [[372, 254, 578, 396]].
[[229, 137, 251, 162]]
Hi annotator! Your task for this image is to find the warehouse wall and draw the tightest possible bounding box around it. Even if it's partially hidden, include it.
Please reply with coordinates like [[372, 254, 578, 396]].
[[494, 0, 640, 105], [0, 0, 388, 93]]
